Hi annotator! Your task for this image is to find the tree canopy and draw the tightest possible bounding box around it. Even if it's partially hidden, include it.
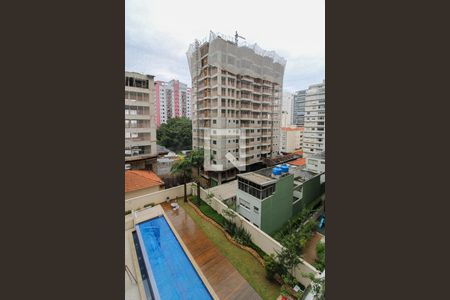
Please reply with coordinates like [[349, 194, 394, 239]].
[[157, 117, 192, 152]]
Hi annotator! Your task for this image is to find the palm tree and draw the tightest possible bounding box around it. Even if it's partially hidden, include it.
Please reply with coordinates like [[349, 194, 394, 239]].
[[189, 149, 204, 201], [170, 157, 192, 202]]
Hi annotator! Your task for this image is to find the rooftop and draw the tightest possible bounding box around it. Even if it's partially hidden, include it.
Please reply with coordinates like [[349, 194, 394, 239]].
[[281, 127, 304, 131], [125, 71, 154, 79], [238, 172, 276, 186], [288, 158, 306, 166], [125, 170, 164, 193], [308, 152, 325, 160]]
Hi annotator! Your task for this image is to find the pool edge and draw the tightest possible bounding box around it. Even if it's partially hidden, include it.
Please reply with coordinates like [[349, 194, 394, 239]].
[[134, 205, 219, 300]]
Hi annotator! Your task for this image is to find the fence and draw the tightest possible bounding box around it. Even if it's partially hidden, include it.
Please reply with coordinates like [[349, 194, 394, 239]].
[[125, 183, 193, 212], [195, 185, 320, 286]]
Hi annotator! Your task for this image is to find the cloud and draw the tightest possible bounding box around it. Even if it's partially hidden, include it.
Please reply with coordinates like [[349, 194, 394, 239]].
[[126, 0, 324, 91]]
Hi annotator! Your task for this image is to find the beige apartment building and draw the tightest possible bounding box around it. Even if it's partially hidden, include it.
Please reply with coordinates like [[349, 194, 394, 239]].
[[187, 32, 286, 186], [280, 126, 304, 154], [125, 71, 158, 169]]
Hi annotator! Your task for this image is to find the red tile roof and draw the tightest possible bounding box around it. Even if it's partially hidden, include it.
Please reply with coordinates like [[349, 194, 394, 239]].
[[125, 170, 164, 193], [281, 127, 304, 131], [293, 150, 303, 155], [288, 158, 305, 166]]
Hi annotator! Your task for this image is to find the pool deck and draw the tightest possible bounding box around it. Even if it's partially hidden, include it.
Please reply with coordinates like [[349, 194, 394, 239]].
[[162, 202, 262, 300]]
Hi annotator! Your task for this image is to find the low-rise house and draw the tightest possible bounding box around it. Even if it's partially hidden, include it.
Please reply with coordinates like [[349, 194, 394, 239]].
[[125, 170, 165, 200]]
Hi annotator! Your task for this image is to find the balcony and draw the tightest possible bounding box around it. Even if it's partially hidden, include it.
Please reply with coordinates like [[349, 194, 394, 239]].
[[125, 114, 150, 120]]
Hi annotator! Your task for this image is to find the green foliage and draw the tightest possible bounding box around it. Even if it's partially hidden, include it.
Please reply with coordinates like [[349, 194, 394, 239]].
[[234, 226, 252, 246], [157, 117, 192, 152], [264, 254, 283, 281], [191, 195, 202, 206], [125, 210, 132, 215], [305, 273, 325, 300], [272, 208, 312, 243], [144, 203, 154, 208], [195, 200, 226, 226], [314, 242, 325, 272], [170, 157, 192, 178], [189, 149, 204, 169]]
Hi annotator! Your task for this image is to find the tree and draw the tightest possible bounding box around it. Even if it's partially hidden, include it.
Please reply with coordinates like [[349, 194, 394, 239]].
[[157, 117, 192, 152], [276, 235, 301, 276], [189, 149, 204, 200], [170, 157, 192, 202]]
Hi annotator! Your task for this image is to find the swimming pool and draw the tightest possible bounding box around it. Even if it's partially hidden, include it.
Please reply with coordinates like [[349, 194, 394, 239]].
[[136, 215, 213, 300]]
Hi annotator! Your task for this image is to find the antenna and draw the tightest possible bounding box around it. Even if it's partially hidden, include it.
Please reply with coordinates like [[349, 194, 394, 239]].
[[234, 31, 245, 46]]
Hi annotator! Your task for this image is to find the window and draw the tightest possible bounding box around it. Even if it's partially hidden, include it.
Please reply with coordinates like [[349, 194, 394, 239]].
[[254, 206, 259, 214], [213, 140, 217, 145], [239, 199, 251, 210]]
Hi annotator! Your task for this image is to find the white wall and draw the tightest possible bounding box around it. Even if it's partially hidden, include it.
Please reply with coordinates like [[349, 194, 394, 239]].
[[125, 183, 192, 212]]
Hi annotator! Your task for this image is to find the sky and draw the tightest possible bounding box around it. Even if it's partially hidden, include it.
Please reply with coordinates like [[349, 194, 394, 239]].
[[125, 0, 324, 93]]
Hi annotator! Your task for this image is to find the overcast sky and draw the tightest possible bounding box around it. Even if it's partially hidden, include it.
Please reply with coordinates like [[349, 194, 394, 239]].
[[126, 0, 324, 92]]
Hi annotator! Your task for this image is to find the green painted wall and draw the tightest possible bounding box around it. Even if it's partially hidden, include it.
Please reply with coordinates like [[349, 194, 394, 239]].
[[302, 175, 321, 208], [261, 175, 294, 234], [291, 175, 322, 216]]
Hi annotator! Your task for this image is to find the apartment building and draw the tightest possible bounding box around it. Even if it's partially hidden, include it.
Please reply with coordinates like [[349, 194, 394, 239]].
[[303, 81, 325, 157], [236, 165, 322, 234], [281, 91, 293, 127], [155, 79, 192, 127], [187, 32, 286, 186], [125, 72, 158, 168], [292, 89, 306, 126], [305, 152, 325, 174], [280, 127, 304, 154]]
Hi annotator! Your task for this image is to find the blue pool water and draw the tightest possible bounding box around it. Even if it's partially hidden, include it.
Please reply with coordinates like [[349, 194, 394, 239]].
[[136, 216, 213, 300]]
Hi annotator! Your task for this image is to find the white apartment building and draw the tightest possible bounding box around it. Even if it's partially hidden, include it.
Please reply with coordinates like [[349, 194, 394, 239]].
[[280, 127, 303, 153], [187, 32, 285, 186], [125, 72, 158, 165], [281, 91, 293, 127], [303, 81, 325, 157], [305, 152, 325, 174]]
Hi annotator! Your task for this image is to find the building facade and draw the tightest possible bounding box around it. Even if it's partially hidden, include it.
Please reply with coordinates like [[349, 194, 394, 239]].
[[292, 89, 306, 126], [280, 127, 304, 153], [187, 32, 286, 186], [155, 79, 192, 127], [236, 166, 322, 234], [281, 91, 293, 127], [125, 72, 158, 167], [303, 81, 325, 157], [305, 152, 325, 174]]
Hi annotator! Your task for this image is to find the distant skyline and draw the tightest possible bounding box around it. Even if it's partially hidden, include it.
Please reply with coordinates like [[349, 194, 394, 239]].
[[126, 0, 324, 92]]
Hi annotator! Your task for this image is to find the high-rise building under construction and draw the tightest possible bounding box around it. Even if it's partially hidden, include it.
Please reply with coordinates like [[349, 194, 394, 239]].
[[187, 32, 286, 186]]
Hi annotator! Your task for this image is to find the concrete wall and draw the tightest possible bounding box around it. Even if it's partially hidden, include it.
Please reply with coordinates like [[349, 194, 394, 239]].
[[195, 185, 319, 286], [125, 183, 192, 212], [125, 185, 164, 200]]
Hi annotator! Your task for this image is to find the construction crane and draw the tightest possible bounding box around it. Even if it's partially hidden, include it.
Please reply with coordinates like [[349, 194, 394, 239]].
[[235, 31, 245, 46]]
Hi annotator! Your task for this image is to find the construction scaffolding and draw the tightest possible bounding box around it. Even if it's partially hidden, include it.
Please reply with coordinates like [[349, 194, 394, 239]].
[[186, 31, 286, 185], [187, 31, 286, 86]]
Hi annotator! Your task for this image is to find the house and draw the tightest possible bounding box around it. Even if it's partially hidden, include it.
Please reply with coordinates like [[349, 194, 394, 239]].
[[236, 165, 324, 234], [125, 170, 165, 200]]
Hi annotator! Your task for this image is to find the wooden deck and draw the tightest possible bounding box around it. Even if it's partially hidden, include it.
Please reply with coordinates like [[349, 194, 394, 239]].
[[162, 202, 262, 300]]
